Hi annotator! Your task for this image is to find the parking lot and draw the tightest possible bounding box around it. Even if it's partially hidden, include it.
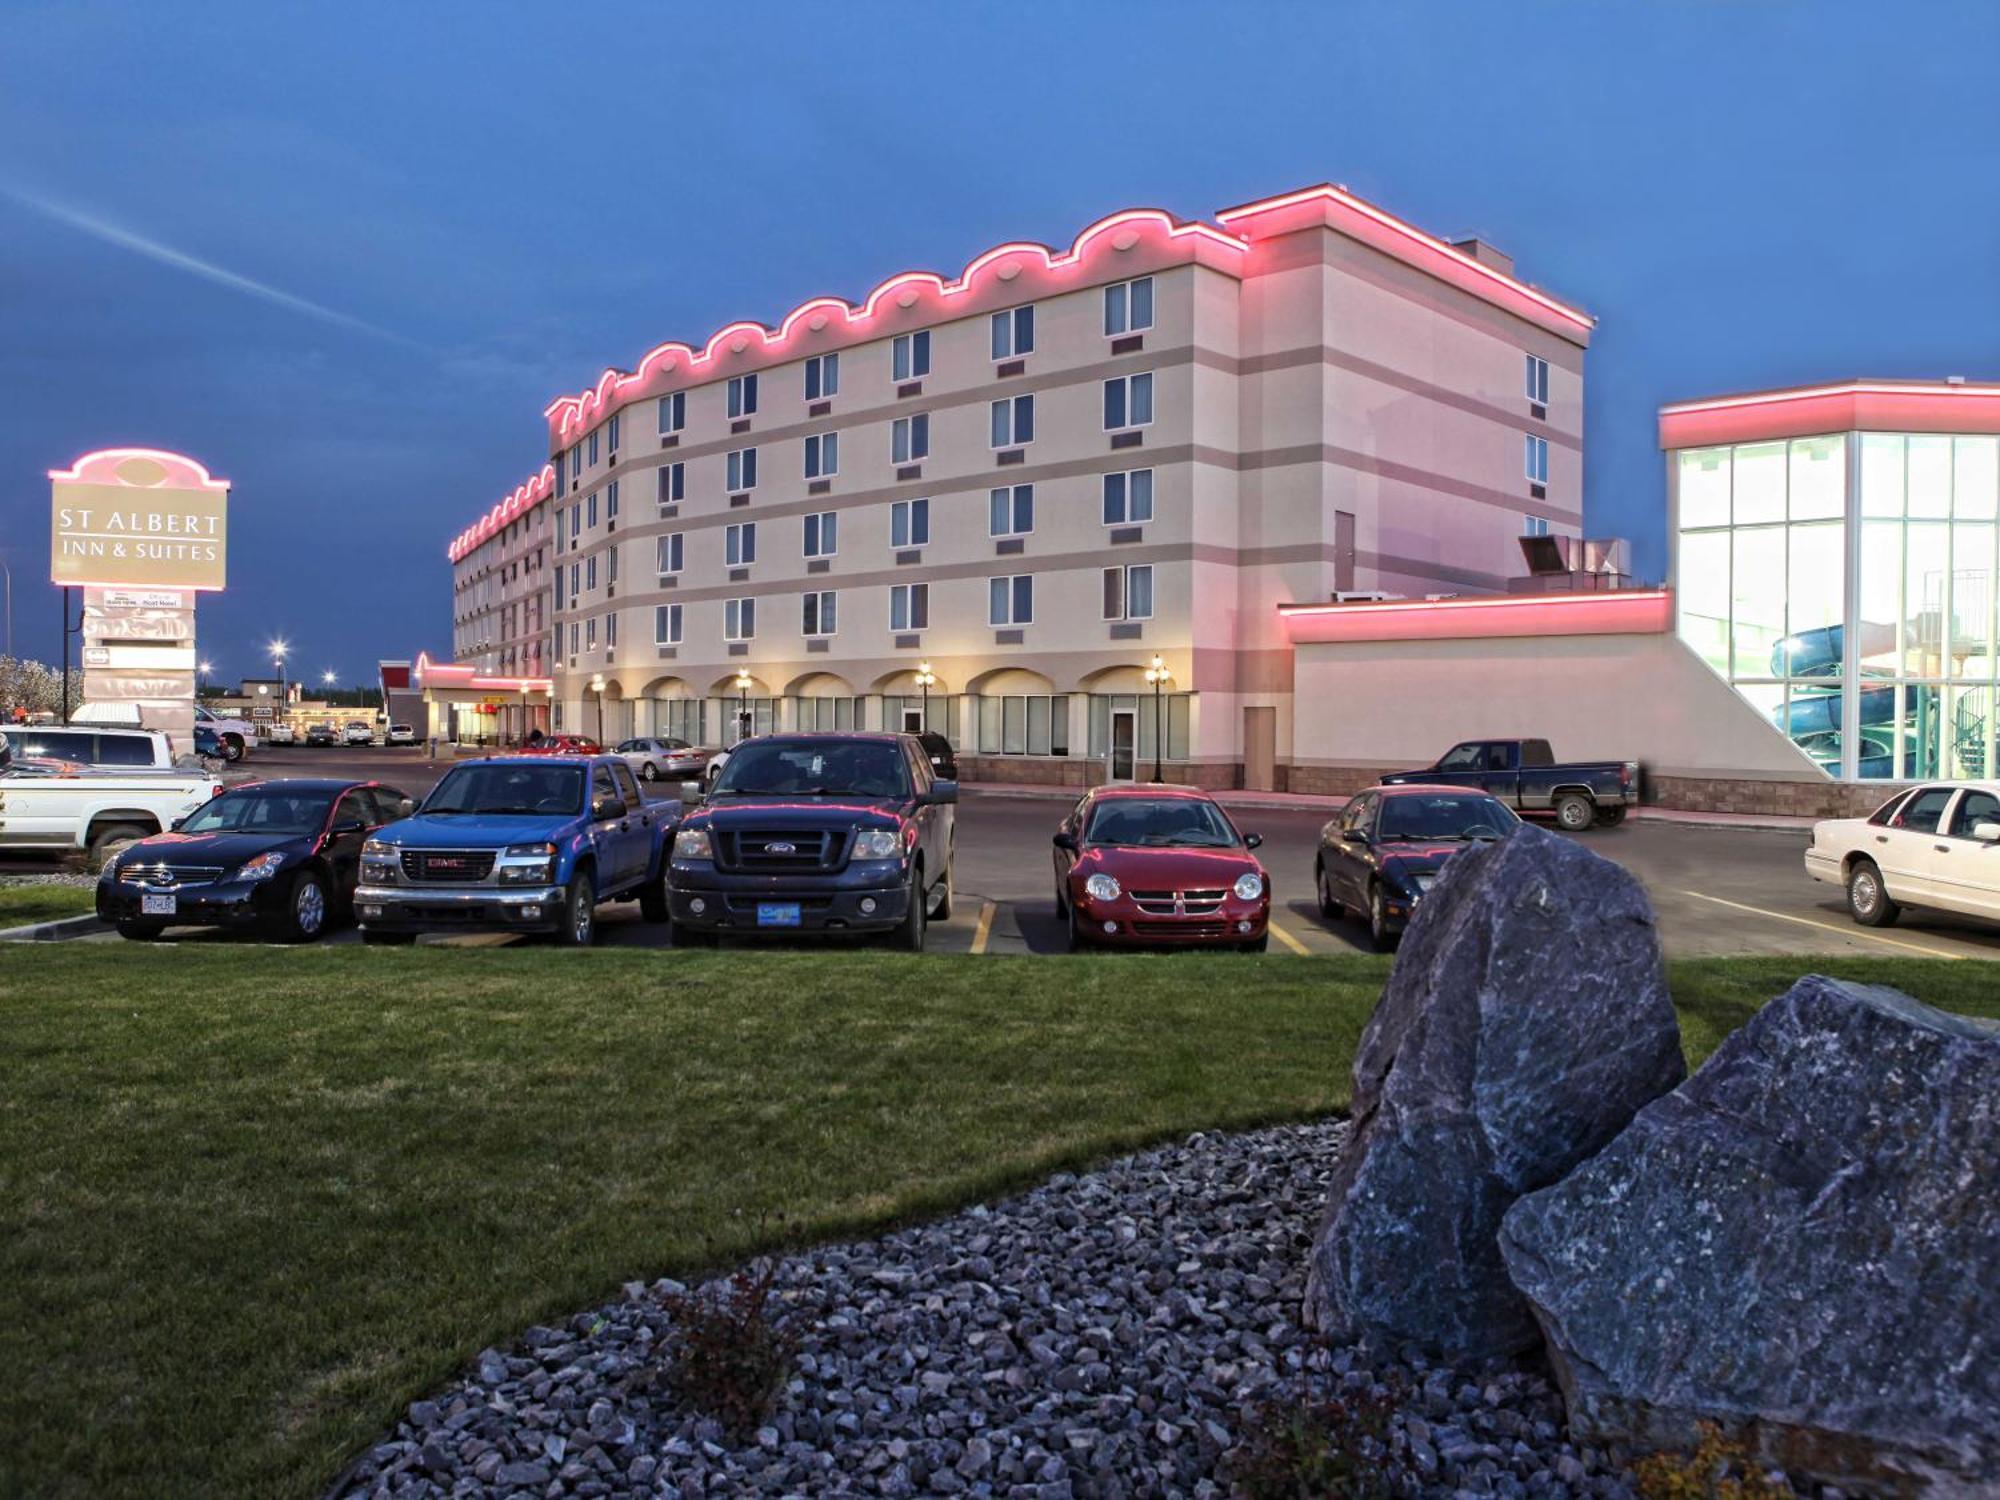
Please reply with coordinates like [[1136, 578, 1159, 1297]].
[[14, 742, 1999, 961]]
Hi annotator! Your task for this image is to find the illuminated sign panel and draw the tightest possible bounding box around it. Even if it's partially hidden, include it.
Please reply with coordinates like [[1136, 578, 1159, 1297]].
[[48, 449, 230, 590]]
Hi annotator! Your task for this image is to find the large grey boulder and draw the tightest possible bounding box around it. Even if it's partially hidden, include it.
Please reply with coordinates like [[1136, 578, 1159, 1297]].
[[1499, 976, 2000, 1495], [1305, 821, 1684, 1358]]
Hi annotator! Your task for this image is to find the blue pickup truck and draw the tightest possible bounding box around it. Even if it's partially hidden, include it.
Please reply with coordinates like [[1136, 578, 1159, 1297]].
[[354, 754, 672, 945]]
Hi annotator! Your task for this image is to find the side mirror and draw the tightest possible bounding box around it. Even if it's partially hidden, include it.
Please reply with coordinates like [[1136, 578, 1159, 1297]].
[[397, 797, 416, 817], [169, 816, 186, 832], [1342, 826, 1369, 842], [1053, 831, 1078, 852], [332, 818, 367, 836], [679, 780, 705, 805], [1244, 833, 1263, 850], [924, 779, 959, 806], [592, 796, 622, 821], [1975, 821, 2000, 843]]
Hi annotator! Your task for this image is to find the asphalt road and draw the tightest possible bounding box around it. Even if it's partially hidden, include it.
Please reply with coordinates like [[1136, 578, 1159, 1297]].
[[20, 744, 2000, 961]]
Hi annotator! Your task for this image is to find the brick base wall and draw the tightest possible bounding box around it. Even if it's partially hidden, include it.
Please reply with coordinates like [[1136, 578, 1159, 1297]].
[[1645, 773, 1908, 819], [960, 756, 1243, 791]]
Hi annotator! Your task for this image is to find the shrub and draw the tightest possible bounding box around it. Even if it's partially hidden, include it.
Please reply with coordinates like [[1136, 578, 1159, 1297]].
[[659, 1257, 802, 1441], [1229, 1362, 1400, 1500], [1635, 1422, 1794, 1500]]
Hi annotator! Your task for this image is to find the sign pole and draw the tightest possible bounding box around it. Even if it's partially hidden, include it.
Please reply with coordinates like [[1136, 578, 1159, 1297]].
[[60, 586, 71, 724]]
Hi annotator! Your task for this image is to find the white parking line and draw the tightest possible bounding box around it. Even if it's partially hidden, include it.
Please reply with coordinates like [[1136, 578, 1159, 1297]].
[[1677, 890, 1965, 960]]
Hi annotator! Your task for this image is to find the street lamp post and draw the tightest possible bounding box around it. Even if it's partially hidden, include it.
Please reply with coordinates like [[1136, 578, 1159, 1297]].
[[915, 660, 935, 733], [270, 639, 289, 714], [734, 668, 753, 744], [1144, 654, 1171, 783], [589, 673, 606, 745]]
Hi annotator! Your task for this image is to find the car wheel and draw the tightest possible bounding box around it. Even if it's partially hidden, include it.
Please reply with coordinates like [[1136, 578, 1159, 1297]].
[[1847, 859, 1901, 928], [893, 864, 927, 952], [222, 734, 245, 763], [116, 920, 165, 941], [639, 870, 670, 923], [929, 854, 954, 920], [280, 870, 329, 943], [1065, 903, 1090, 952], [88, 823, 150, 871], [1553, 794, 1596, 833], [1367, 883, 1399, 953], [1594, 805, 1628, 828], [1315, 858, 1342, 919], [557, 871, 597, 947], [362, 929, 416, 946], [640, 761, 659, 782]]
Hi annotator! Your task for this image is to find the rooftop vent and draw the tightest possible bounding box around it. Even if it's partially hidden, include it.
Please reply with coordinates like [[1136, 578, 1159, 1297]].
[[1449, 237, 1515, 275]]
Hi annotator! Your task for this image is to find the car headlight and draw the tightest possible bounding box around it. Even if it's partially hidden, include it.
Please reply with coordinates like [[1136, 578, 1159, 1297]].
[[1084, 872, 1122, 902], [851, 828, 902, 860], [498, 841, 556, 884], [1233, 872, 1265, 901], [673, 828, 713, 860], [363, 838, 392, 859], [237, 851, 287, 882]]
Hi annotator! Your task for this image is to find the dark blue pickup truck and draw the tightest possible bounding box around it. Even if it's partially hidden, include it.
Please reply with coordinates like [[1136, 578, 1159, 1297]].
[[354, 754, 672, 945], [668, 733, 956, 950]]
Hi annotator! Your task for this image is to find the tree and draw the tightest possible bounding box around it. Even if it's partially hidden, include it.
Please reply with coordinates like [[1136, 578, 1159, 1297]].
[[0, 656, 83, 718]]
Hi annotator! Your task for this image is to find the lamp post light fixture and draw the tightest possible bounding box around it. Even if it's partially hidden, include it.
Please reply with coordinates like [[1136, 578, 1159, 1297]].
[[197, 658, 213, 696], [915, 660, 936, 732], [1143, 654, 1171, 783], [589, 673, 606, 745], [269, 638, 289, 709], [734, 668, 753, 743]]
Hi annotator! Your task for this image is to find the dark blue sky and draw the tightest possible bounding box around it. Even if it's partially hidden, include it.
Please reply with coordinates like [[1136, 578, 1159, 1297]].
[[4, 1, 1996, 683]]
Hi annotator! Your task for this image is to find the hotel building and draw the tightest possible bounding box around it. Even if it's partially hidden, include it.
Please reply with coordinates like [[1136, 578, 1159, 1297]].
[[446, 183, 1595, 786]]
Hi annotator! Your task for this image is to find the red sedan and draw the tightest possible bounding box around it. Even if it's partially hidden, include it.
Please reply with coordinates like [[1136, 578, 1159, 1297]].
[[1052, 785, 1271, 952], [516, 734, 602, 756]]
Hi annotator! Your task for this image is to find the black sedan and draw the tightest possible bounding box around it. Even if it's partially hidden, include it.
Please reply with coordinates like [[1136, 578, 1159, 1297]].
[[97, 778, 413, 942], [1314, 784, 1519, 950]]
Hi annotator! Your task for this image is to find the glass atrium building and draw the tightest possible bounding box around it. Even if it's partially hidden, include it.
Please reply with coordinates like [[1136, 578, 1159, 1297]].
[[1663, 381, 2000, 781]]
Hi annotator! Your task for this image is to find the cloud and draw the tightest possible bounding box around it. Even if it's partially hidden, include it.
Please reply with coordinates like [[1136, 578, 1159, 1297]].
[[0, 183, 426, 350]]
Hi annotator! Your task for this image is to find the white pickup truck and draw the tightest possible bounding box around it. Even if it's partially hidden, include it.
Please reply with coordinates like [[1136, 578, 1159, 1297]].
[[0, 736, 222, 860], [193, 704, 256, 762]]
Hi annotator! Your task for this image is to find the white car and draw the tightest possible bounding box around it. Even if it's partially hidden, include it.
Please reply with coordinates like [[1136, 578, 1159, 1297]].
[[1806, 781, 2000, 928], [193, 704, 256, 762], [385, 724, 417, 746], [0, 733, 222, 860], [342, 722, 374, 747], [614, 736, 710, 782], [267, 723, 297, 746]]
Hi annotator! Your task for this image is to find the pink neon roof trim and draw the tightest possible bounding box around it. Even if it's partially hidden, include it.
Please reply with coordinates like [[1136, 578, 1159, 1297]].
[[448, 463, 556, 563], [1659, 378, 2000, 448], [49, 446, 230, 491]]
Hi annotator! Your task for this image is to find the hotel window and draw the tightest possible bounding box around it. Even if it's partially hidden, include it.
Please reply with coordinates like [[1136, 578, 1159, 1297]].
[[588, 430, 599, 465], [570, 501, 581, 537], [802, 591, 837, 637], [1102, 468, 1155, 525], [569, 561, 580, 597], [656, 533, 683, 576], [606, 480, 619, 522], [1103, 372, 1154, 431], [570, 446, 581, 480], [727, 447, 758, 492], [803, 431, 839, 479], [989, 574, 1033, 626], [990, 394, 1035, 448], [1525, 353, 1550, 405], [1525, 434, 1550, 485], [585, 555, 597, 591], [890, 582, 929, 631], [587, 492, 599, 528], [989, 484, 1034, 538], [892, 413, 929, 464], [1104, 276, 1154, 335], [975, 693, 1069, 756], [892, 498, 930, 548], [725, 522, 757, 566], [569, 622, 580, 654], [804, 353, 838, 400], [605, 611, 617, 648], [607, 545, 618, 584], [1523, 515, 1551, 538], [802, 511, 838, 558], [724, 597, 756, 641], [608, 413, 621, 453], [991, 304, 1034, 359], [586, 617, 597, 650], [727, 373, 758, 419], [892, 330, 930, 381], [1103, 563, 1154, 621], [658, 391, 686, 434], [657, 461, 684, 506], [655, 603, 682, 645]]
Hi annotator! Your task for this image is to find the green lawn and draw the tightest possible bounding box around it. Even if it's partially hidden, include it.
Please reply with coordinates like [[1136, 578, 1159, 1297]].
[[0, 882, 97, 928], [1, 949, 1995, 1499]]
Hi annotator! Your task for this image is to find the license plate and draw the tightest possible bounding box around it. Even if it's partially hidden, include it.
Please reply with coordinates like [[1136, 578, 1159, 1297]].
[[756, 902, 801, 928], [140, 892, 177, 916]]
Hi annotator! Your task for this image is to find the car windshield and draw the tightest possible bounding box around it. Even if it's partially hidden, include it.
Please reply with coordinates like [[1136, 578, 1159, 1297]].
[[1375, 793, 1517, 842], [713, 739, 910, 798], [422, 763, 585, 816], [1085, 797, 1239, 848], [181, 787, 335, 836]]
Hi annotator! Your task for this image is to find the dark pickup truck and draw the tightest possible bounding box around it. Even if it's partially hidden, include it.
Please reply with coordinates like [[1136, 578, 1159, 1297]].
[[668, 732, 957, 950], [1379, 739, 1638, 831]]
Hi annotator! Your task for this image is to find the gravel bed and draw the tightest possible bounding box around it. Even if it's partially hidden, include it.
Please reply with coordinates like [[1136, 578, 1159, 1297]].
[[0, 870, 95, 889], [333, 1121, 1677, 1499]]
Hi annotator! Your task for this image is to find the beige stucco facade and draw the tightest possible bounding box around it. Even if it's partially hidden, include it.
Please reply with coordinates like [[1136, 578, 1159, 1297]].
[[448, 185, 1593, 781]]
